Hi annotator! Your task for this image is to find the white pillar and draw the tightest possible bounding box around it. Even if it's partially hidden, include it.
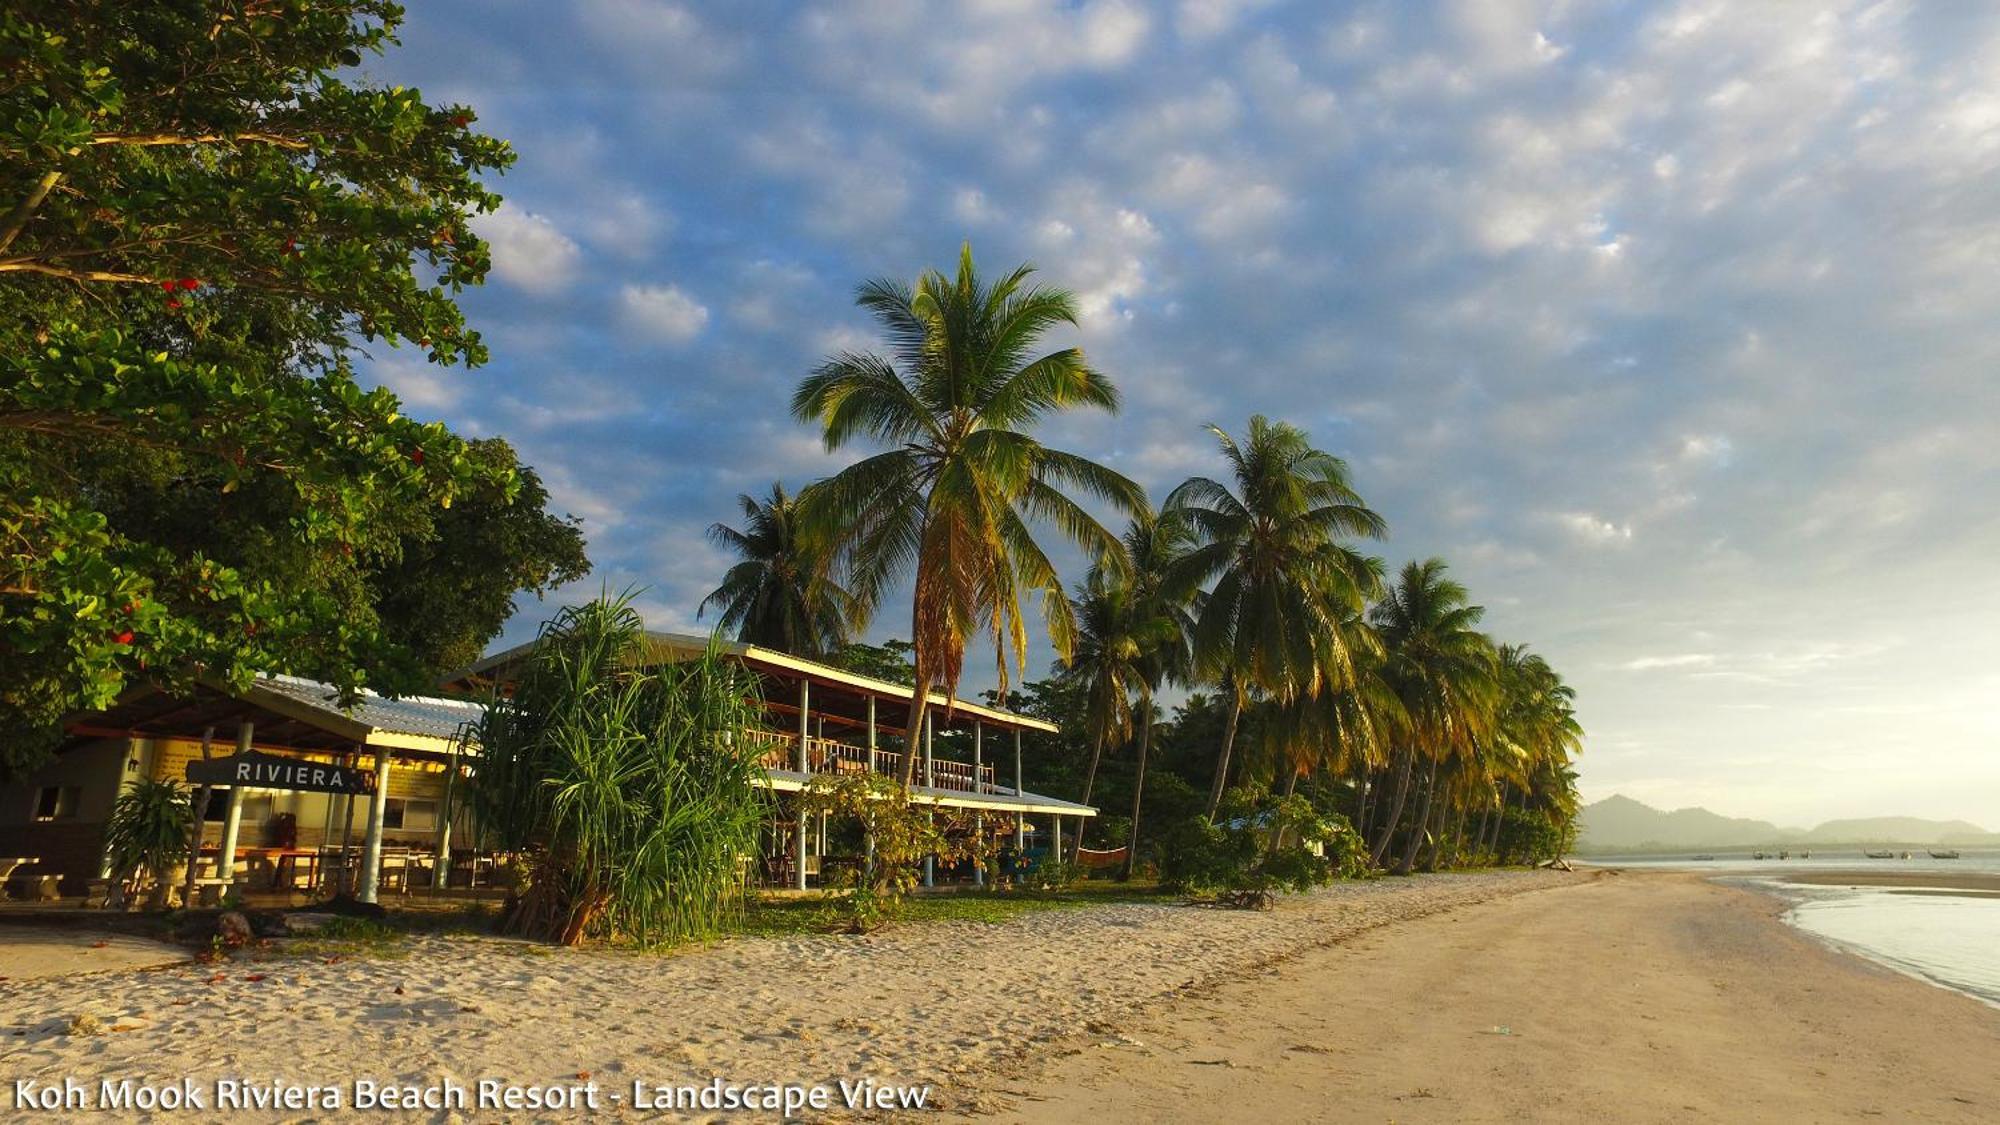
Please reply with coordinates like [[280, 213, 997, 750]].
[[972, 723, 985, 886], [357, 744, 391, 903], [1014, 729, 1026, 849], [1053, 816, 1062, 867], [214, 722, 254, 889], [866, 696, 877, 775], [922, 713, 935, 887], [795, 678, 809, 891], [433, 739, 461, 891]]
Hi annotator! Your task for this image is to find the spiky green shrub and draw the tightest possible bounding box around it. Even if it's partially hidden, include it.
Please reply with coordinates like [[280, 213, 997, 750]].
[[470, 595, 769, 945], [102, 778, 194, 908]]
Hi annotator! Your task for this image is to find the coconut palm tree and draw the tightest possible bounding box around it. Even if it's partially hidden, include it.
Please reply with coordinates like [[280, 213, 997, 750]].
[[1062, 566, 1146, 820], [1368, 558, 1499, 874], [792, 244, 1144, 783], [700, 482, 857, 659], [1166, 416, 1385, 820], [1116, 514, 1198, 879]]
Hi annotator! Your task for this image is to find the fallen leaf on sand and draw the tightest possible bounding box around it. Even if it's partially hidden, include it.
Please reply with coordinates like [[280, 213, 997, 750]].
[[242, 974, 266, 983]]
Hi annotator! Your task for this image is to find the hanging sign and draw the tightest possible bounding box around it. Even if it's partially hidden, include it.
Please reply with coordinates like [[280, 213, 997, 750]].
[[187, 750, 376, 795]]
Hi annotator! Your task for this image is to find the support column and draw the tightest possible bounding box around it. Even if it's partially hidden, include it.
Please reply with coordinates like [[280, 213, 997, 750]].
[[1014, 729, 1026, 850], [972, 723, 985, 886], [432, 737, 461, 891], [922, 713, 934, 888], [1052, 815, 1062, 868], [357, 744, 391, 904], [866, 696, 877, 774], [214, 722, 254, 893], [180, 726, 216, 908], [795, 679, 810, 891]]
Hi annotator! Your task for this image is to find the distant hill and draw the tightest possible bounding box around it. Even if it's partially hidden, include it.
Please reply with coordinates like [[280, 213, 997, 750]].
[[1575, 795, 2000, 852]]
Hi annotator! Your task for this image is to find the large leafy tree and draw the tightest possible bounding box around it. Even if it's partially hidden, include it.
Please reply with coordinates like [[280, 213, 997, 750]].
[[700, 482, 856, 659], [1166, 416, 1385, 820], [0, 2, 577, 772], [792, 244, 1144, 784], [1368, 558, 1498, 873]]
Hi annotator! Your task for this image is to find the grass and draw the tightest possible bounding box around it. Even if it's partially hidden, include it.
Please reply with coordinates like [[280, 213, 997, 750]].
[[735, 878, 1172, 938]]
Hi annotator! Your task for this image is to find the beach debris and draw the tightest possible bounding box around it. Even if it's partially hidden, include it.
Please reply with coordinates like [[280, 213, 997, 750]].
[[1288, 1043, 1333, 1055], [1484, 1025, 1514, 1036], [66, 1013, 104, 1036], [242, 973, 266, 983]]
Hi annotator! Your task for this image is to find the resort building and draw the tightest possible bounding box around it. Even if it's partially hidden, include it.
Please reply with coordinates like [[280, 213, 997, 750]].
[[448, 631, 1097, 890], [0, 631, 1093, 902]]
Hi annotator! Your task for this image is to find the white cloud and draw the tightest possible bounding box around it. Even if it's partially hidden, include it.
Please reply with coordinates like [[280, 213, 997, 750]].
[[618, 284, 709, 343], [472, 203, 583, 294], [1556, 512, 1634, 546]]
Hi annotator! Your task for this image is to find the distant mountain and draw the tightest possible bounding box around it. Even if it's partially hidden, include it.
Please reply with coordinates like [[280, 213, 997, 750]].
[[1575, 795, 2000, 852]]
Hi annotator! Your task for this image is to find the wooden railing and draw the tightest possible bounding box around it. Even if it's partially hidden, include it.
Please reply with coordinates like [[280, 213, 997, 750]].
[[746, 729, 995, 793]]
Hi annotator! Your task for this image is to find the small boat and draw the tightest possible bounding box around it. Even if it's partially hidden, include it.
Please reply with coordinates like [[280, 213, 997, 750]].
[[1752, 851, 1768, 860], [1864, 850, 1894, 859], [1900, 851, 1912, 860], [1778, 850, 1790, 860], [1800, 851, 1811, 858], [1692, 854, 1716, 861], [1929, 850, 1961, 860]]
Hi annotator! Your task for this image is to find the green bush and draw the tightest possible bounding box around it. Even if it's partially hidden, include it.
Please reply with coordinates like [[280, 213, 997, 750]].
[[1497, 806, 1564, 865], [102, 778, 194, 909], [1157, 787, 1346, 903]]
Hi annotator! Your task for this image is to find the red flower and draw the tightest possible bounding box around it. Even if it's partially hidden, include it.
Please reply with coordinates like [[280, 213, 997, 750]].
[[179, 277, 199, 291], [165, 298, 182, 310], [113, 630, 135, 646], [452, 114, 470, 128], [160, 280, 177, 292], [410, 448, 426, 466]]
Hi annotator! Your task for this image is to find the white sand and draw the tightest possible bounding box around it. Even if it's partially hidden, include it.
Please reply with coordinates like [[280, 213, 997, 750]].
[[0, 871, 1573, 1118], [0, 929, 186, 981]]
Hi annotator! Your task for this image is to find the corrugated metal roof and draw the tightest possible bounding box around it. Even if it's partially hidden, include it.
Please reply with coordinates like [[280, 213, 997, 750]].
[[256, 676, 484, 741]]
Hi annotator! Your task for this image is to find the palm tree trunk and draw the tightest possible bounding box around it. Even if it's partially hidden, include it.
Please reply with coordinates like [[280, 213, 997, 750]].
[[1203, 692, 1245, 822], [1119, 700, 1154, 882], [1446, 805, 1468, 869], [1394, 757, 1439, 875], [1471, 804, 1492, 865], [1355, 769, 1373, 839], [1074, 732, 1111, 862], [1368, 752, 1414, 867]]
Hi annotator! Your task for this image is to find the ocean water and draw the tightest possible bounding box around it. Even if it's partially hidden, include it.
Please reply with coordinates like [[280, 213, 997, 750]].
[[1578, 852, 2000, 1008]]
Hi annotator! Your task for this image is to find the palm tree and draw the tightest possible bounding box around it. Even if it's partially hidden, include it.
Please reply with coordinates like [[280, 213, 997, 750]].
[[1477, 644, 1582, 860], [700, 482, 856, 659], [1166, 416, 1385, 820], [1116, 514, 1197, 879], [792, 244, 1144, 784], [1060, 567, 1146, 848], [1368, 559, 1498, 874]]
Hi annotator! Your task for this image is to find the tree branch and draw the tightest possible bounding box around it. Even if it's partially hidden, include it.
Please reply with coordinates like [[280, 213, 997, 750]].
[[0, 261, 160, 285], [88, 132, 312, 151], [0, 171, 63, 254]]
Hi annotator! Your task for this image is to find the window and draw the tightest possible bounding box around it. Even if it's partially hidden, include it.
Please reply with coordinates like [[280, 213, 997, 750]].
[[241, 795, 275, 824], [33, 786, 80, 822], [382, 798, 438, 832]]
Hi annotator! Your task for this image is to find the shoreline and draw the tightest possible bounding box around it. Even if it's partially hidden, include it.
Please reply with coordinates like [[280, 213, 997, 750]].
[[974, 871, 2000, 1122]]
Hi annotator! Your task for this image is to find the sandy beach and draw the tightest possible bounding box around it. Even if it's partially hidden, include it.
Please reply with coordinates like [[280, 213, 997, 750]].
[[982, 872, 2000, 1124], [2, 870, 1994, 1120], [0, 871, 1568, 1118]]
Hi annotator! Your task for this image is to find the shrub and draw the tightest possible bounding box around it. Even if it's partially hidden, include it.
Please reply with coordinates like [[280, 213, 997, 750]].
[[102, 778, 194, 909], [469, 596, 770, 945], [1158, 787, 1347, 904], [800, 772, 979, 933]]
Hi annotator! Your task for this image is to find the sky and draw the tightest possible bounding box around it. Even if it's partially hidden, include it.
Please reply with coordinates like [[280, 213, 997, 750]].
[[359, 1, 2000, 829]]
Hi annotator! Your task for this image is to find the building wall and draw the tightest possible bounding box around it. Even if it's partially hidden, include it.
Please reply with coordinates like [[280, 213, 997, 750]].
[[0, 738, 135, 894]]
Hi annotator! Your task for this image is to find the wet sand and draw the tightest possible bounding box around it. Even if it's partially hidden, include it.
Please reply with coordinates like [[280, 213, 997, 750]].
[[976, 872, 2000, 1123], [1783, 869, 2000, 894]]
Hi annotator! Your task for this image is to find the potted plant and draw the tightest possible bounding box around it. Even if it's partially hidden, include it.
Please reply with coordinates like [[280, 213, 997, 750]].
[[102, 779, 195, 910]]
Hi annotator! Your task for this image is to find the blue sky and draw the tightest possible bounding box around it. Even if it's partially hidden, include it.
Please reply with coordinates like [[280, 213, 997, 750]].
[[361, 1, 2000, 827]]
